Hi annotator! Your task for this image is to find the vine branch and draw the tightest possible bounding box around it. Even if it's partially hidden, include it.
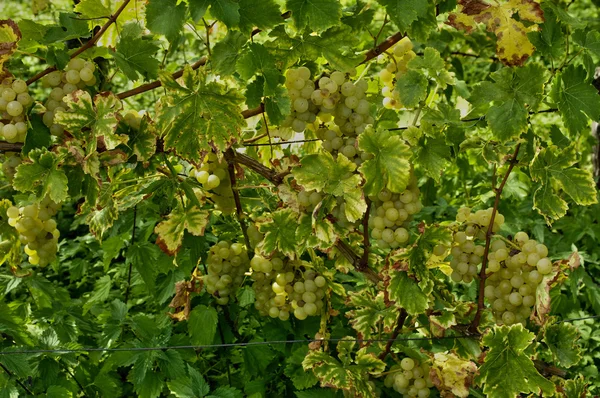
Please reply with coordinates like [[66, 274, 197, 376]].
[[224, 148, 252, 253], [469, 143, 521, 332], [378, 309, 408, 360], [26, 0, 132, 85]]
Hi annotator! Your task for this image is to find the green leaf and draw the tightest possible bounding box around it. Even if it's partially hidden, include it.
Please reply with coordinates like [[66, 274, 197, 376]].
[[114, 22, 161, 81], [74, 0, 111, 20], [146, 0, 186, 43], [239, 0, 282, 33], [528, 5, 565, 61], [83, 275, 112, 314], [395, 70, 428, 108], [13, 148, 68, 203], [551, 65, 600, 135], [207, 0, 240, 28], [243, 344, 273, 376], [264, 85, 291, 126], [155, 206, 210, 255], [477, 325, 555, 398], [237, 43, 283, 96], [206, 387, 243, 398], [286, 0, 342, 32], [55, 91, 125, 154], [0, 354, 32, 379], [358, 126, 412, 195], [573, 29, 600, 57], [212, 31, 247, 76], [295, 151, 366, 222], [530, 145, 598, 222], [236, 286, 255, 307], [46, 386, 72, 398], [257, 208, 298, 257], [470, 63, 547, 142], [346, 291, 397, 339], [377, 0, 429, 31], [43, 13, 89, 43], [158, 66, 245, 161], [388, 272, 429, 315], [22, 114, 51, 155], [414, 136, 450, 183], [188, 305, 218, 346], [168, 365, 210, 397], [128, 115, 158, 161], [284, 346, 318, 390], [127, 242, 160, 291], [543, 323, 582, 368], [295, 389, 338, 398]]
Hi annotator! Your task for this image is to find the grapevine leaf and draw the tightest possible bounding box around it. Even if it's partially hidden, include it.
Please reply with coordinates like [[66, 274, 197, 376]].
[[430, 352, 477, 398], [46, 386, 72, 397], [128, 115, 157, 161], [13, 148, 68, 203], [528, 5, 565, 61], [286, 0, 342, 32], [126, 242, 160, 291], [157, 66, 245, 162], [470, 63, 546, 142], [358, 126, 412, 195], [168, 365, 210, 397], [257, 208, 298, 257], [388, 272, 429, 315], [573, 29, 600, 57], [551, 65, 600, 135], [243, 344, 273, 376], [448, 0, 544, 66], [83, 275, 112, 314], [239, 0, 282, 33], [294, 389, 338, 398], [395, 70, 428, 108], [43, 13, 89, 43], [0, 20, 21, 72], [346, 291, 397, 339], [237, 43, 283, 96], [206, 386, 243, 398], [74, 0, 111, 21], [146, 0, 186, 43], [55, 91, 125, 154], [376, 0, 429, 31], [212, 31, 247, 76], [197, 0, 240, 28], [155, 206, 209, 255], [477, 324, 555, 398], [530, 145, 598, 222], [284, 346, 318, 390], [264, 85, 291, 126], [22, 114, 51, 155], [408, 47, 455, 88], [188, 305, 218, 346], [543, 323, 581, 368], [295, 152, 366, 222], [98, 0, 145, 47], [414, 136, 450, 183], [114, 22, 161, 81]]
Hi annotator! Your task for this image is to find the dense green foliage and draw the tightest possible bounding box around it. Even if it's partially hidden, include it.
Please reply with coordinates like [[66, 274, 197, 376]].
[[1, 0, 600, 397]]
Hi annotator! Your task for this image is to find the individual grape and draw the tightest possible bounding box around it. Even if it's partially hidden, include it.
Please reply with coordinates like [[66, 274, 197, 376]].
[[79, 68, 94, 82], [6, 101, 23, 117]]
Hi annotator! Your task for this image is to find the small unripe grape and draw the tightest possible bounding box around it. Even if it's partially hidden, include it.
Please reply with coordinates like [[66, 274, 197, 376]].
[[79, 68, 94, 82], [66, 70, 81, 84], [401, 357, 415, 371], [205, 174, 220, 189], [6, 101, 23, 117]]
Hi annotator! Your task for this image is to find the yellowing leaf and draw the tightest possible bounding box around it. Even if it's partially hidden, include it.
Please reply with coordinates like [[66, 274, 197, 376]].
[[0, 20, 21, 74], [430, 352, 477, 398], [155, 206, 209, 255], [448, 0, 544, 66]]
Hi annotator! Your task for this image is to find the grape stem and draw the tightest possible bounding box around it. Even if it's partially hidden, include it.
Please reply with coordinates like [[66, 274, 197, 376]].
[[469, 143, 521, 333], [26, 0, 132, 85], [224, 148, 253, 254]]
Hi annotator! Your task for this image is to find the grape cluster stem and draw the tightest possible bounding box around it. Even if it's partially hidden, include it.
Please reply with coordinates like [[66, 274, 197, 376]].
[[470, 143, 521, 333]]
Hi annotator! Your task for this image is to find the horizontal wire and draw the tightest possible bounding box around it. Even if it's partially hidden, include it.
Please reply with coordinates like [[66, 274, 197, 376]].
[[0, 315, 596, 356], [0, 335, 478, 356]]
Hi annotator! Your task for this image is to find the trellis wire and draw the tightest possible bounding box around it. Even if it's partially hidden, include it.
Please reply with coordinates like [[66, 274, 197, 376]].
[[0, 314, 597, 356]]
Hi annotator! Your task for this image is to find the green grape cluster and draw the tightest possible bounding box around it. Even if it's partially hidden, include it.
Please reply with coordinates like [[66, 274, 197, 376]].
[[204, 241, 250, 305], [281, 67, 319, 132], [251, 255, 327, 321], [0, 78, 32, 143], [41, 58, 97, 136], [484, 232, 552, 325], [378, 37, 416, 109], [368, 176, 422, 250], [194, 152, 235, 214], [384, 357, 434, 397], [1, 152, 21, 181], [436, 207, 505, 283], [6, 197, 61, 267]]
